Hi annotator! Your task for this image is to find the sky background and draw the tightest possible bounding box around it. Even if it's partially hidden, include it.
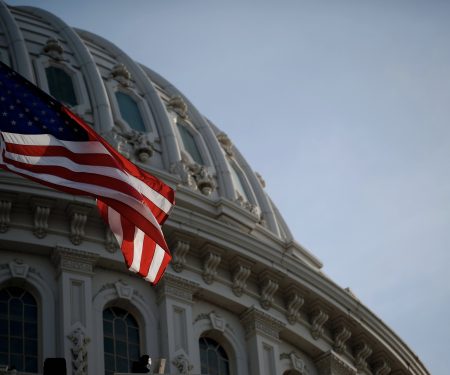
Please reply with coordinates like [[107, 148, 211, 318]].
[[7, 1, 450, 373]]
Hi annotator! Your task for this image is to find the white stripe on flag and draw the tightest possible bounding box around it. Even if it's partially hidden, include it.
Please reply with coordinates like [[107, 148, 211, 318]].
[[107, 207, 123, 247], [145, 244, 165, 283], [129, 227, 145, 273]]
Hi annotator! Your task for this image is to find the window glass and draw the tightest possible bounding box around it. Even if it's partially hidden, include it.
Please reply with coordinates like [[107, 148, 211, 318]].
[[103, 306, 140, 375], [115, 92, 146, 132], [199, 337, 230, 375], [45, 66, 77, 106], [0, 287, 38, 373], [177, 123, 204, 165]]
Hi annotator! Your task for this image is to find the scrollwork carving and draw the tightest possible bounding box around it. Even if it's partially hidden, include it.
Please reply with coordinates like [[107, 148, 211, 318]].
[[259, 272, 279, 310], [170, 156, 216, 196], [167, 96, 188, 119], [0, 198, 12, 233], [120, 129, 154, 162], [310, 309, 329, 340], [334, 326, 352, 354], [373, 358, 391, 375], [202, 250, 222, 284], [111, 64, 132, 86], [67, 204, 91, 245], [216, 132, 234, 157], [43, 38, 64, 60], [354, 342, 373, 372], [172, 240, 190, 273], [231, 257, 253, 297], [67, 327, 90, 375], [172, 351, 193, 374], [285, 287, 304, 324]]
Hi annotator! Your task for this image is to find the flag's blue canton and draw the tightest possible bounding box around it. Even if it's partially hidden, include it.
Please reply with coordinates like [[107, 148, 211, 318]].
[[0, 62, 88, 141]]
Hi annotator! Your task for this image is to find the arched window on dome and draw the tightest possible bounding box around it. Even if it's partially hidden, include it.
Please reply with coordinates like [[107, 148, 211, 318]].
[[199, 337, 230, 375], [176, 122, 204, 165], [45, 66, 77, 107], [115, 91, 146, 132], [0, 286, 38, 373], [103, 306, 140, 375], [228, 161, 250, 201]]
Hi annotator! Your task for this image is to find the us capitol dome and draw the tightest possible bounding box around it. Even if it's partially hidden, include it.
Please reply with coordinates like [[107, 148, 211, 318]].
[[0, 2, 429, 375]]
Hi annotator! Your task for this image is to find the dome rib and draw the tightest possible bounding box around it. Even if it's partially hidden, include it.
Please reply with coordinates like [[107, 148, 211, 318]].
[[0, 2, 33, 80], [18, 6, 114, 134], [75, 29, 181, 171]]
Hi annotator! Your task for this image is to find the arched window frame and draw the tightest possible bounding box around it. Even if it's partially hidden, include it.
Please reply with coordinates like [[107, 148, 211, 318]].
[[102, 305, 141, 375], [91, 283, 159, 375], [106, 78, 159, 138], [0, 282, 41, 373], [199, 336, 231, 375], [33, 56, 90, 115], [174, 118, 210, 166], [0, 49, 10, 66], [226, 157, 256, 205]]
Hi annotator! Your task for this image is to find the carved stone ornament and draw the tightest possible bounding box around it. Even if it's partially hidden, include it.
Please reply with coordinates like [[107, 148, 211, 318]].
[[172, 351, 193, 374], [354, 342, 373, 372], [231, 257, 253, 297], [239, 306, 285, 340], [30, 198, 54, 239], [115, 280, 134, 300], [43, 38, 64, 60], [8, 259, 29, 279], [111, 63, 132, 86], [315, 351, 357, 375], [280, 351, 309, 374], [285, 287, 304, 325], [0, 198, 12, 233], [255, 172, 266, 188], [120, 129, 154, 162], [67, 327, 90, 375], [167, 96, 188, 119], [310, 308, 329, 340], [259, 271, 280, 310], [216, 132, 234, 157], [209, 311, 226, 332], [202, 248, 222, 284], [333, 325, 352, 354], [66, 204, 91, 245], [235, 192, 260, 216], [171, 240, 190, 273], [373, 358, 391, 375], [170, 157, 216, 196]]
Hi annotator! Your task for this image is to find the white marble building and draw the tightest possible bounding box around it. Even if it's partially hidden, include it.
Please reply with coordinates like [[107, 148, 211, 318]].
[[0, 2, 429, 375]]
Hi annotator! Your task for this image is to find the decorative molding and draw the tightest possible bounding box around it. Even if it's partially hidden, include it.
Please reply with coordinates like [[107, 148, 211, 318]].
[[170, 156, 216, 196], [333, 325, 352, 354], [255, 172, 266, 188], [235, 192, 260, 216], [230, 256, 253, 297], [310, 308, 329, 340], [171, 350, 193, 374], [30, 197, 53, 239], [119, 129, 154, 162], [216, 132, 234, 157], [171, 240, 190, 273], [111, 63, 132, 87], [354, 342, 373, 372], [239, 306, 285, 340], [259, 271, 280, 310], [372, 357, 391, 375], [202, 246, 222, 284], [280, 351, 309, 374], [285, 286, 304, 324], [51, 246, 98, 276], [167, 96, 188, 119], [156, 273, 199, 304], [67, 327, 90, 375], [43, 38, 65, 60], [114, 280, 134, 300], [66, 204, 91, 245], [8, 259, 29, 279], [315, 351, 356, 375], [0, 197, 12, 233]]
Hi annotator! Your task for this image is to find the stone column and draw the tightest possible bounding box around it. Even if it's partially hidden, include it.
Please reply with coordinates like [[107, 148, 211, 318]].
[[240, 307, 285, 375], [315, 350, 357, 375], [51, 246, 98, 375], [156, 273, 199, 374]]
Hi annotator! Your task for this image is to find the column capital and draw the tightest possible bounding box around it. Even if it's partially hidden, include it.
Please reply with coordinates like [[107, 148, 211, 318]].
[[315, 350, 356, 375], [239, 306, 285, 340], [156, 273, 200, 304], [51, 246, 98, 276]]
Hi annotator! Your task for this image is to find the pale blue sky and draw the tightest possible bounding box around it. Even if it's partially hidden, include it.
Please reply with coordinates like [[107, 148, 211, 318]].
[[7, 1, 450, 373]]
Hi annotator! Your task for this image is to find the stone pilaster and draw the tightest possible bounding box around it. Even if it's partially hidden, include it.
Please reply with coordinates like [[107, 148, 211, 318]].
[[240, 307, 285, 375], [156, 273, 200, 375], [51, 246, 98, 375]]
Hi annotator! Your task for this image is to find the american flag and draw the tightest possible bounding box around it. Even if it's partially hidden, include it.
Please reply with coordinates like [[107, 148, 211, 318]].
[[0, 61, 175, 284]]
